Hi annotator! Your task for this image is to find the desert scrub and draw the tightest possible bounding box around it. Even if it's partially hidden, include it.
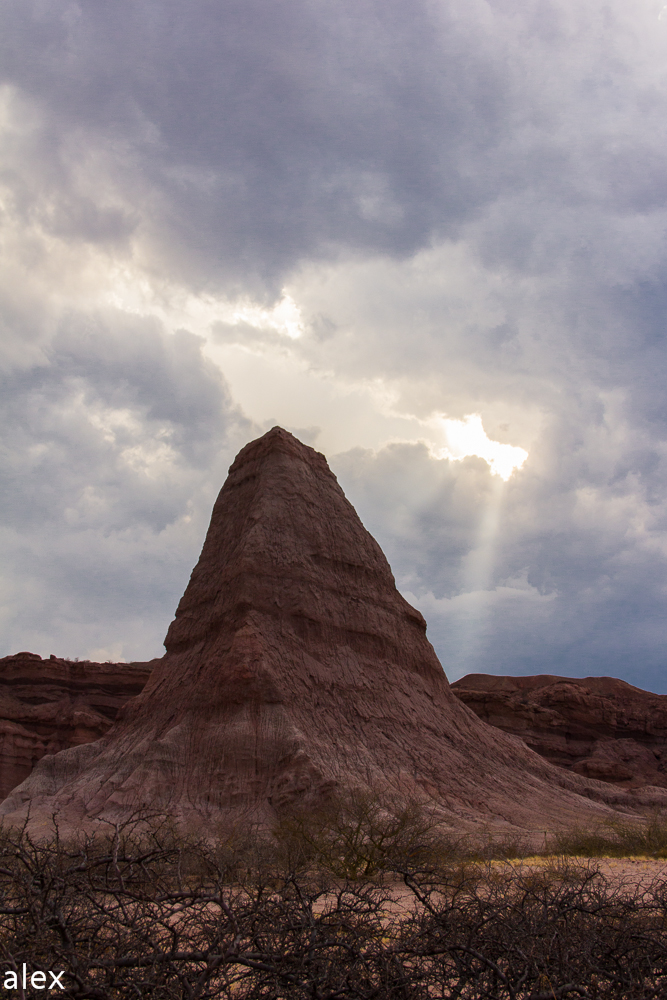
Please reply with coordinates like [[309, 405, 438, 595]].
[[548, 811, 667, 858], [271, 790, 449, 877], [271, 793, 537, 878], [1, 814, 667, 997]]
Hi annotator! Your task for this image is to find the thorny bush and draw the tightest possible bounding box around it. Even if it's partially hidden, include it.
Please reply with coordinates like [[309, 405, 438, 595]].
[[1, 810, 667, 998]]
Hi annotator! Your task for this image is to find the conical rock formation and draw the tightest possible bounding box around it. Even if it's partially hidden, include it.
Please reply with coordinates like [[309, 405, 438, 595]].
[[1, 428, 658, 832]]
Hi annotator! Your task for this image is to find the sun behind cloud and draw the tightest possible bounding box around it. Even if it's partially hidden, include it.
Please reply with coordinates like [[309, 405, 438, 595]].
[[431, 414, 528, 481]]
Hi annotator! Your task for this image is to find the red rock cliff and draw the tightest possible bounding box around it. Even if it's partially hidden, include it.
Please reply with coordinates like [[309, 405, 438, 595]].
[[452, 673, 667, 789], [0, 652, 154, 800]]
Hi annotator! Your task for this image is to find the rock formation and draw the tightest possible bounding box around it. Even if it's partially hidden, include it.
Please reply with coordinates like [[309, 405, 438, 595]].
[[1, 428, 661, 833], [452, 673, 667, 790], [0, 652, 154, 800], [6, 655, 667, 804]]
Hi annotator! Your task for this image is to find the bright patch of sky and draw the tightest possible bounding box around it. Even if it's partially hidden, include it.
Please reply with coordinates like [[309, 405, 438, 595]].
[[205, 334, 528, 477], [103, 268, 528, 476], [105, 274, 304, 342], [432, 415, 528, 480]]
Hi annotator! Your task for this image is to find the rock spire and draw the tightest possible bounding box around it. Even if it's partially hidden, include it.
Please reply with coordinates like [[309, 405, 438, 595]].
[[1, 428, 654, 831]]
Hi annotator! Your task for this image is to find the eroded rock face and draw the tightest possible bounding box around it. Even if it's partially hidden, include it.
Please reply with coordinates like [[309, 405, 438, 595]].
[[2, 428, 662, 833], [0, 652, 155, 800], [451, 674, 667, 789]]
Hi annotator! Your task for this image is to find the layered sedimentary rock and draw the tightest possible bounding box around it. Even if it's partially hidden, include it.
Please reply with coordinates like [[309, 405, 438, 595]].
[[2, 428, 661, 833], [0, 652, 154, 800], [452, 673, 667, 789]]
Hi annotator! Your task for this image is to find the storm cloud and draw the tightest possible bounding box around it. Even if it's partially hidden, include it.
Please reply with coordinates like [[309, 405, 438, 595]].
[[2, 0, 667, 691]]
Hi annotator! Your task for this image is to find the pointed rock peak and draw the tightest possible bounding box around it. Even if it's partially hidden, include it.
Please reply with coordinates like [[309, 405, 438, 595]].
[[164, 424, 415, 656], [229, 426, 333, 477]]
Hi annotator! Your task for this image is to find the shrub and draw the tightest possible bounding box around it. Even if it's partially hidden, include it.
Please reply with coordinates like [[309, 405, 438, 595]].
[[548, 811, 667, 858], [271, 789, 447, 877], [1, 813, 667, 997]]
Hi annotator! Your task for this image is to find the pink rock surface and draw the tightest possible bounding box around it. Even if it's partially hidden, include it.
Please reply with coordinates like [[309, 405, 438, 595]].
[[2, 428, 662, 833], [451, 673, 667, 789], [0, 652, 154, 800]]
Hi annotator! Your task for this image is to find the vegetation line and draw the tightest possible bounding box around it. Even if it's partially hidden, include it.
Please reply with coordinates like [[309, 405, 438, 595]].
[[1, 798, 667, 997]]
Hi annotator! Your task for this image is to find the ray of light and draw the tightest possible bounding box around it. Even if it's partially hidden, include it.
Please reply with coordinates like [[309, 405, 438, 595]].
[[442, 474, 507, 677]]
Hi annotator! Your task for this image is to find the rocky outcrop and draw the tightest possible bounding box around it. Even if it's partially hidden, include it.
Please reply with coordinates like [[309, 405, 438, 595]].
[[2, 428, 662, 834], [451, 674, 667, 789], [0, 652, 154, 800]]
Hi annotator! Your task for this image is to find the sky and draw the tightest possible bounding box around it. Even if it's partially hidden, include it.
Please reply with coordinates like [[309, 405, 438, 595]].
[[3, 1, 667, 692]]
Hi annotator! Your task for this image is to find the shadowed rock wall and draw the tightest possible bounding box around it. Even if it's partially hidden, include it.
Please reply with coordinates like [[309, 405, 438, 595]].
[[452, 674, 667, 789], [0, 652, 155, 800]]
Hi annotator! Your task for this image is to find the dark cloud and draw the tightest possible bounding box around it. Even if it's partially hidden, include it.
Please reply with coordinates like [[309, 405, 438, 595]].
[[333, 442, 496, 598], [334, 416, 667, 691], [0, 309, 252, 659], [3, 0, 665, 300], [0, 0, 543, 291], [2, 0, 667, 694]]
